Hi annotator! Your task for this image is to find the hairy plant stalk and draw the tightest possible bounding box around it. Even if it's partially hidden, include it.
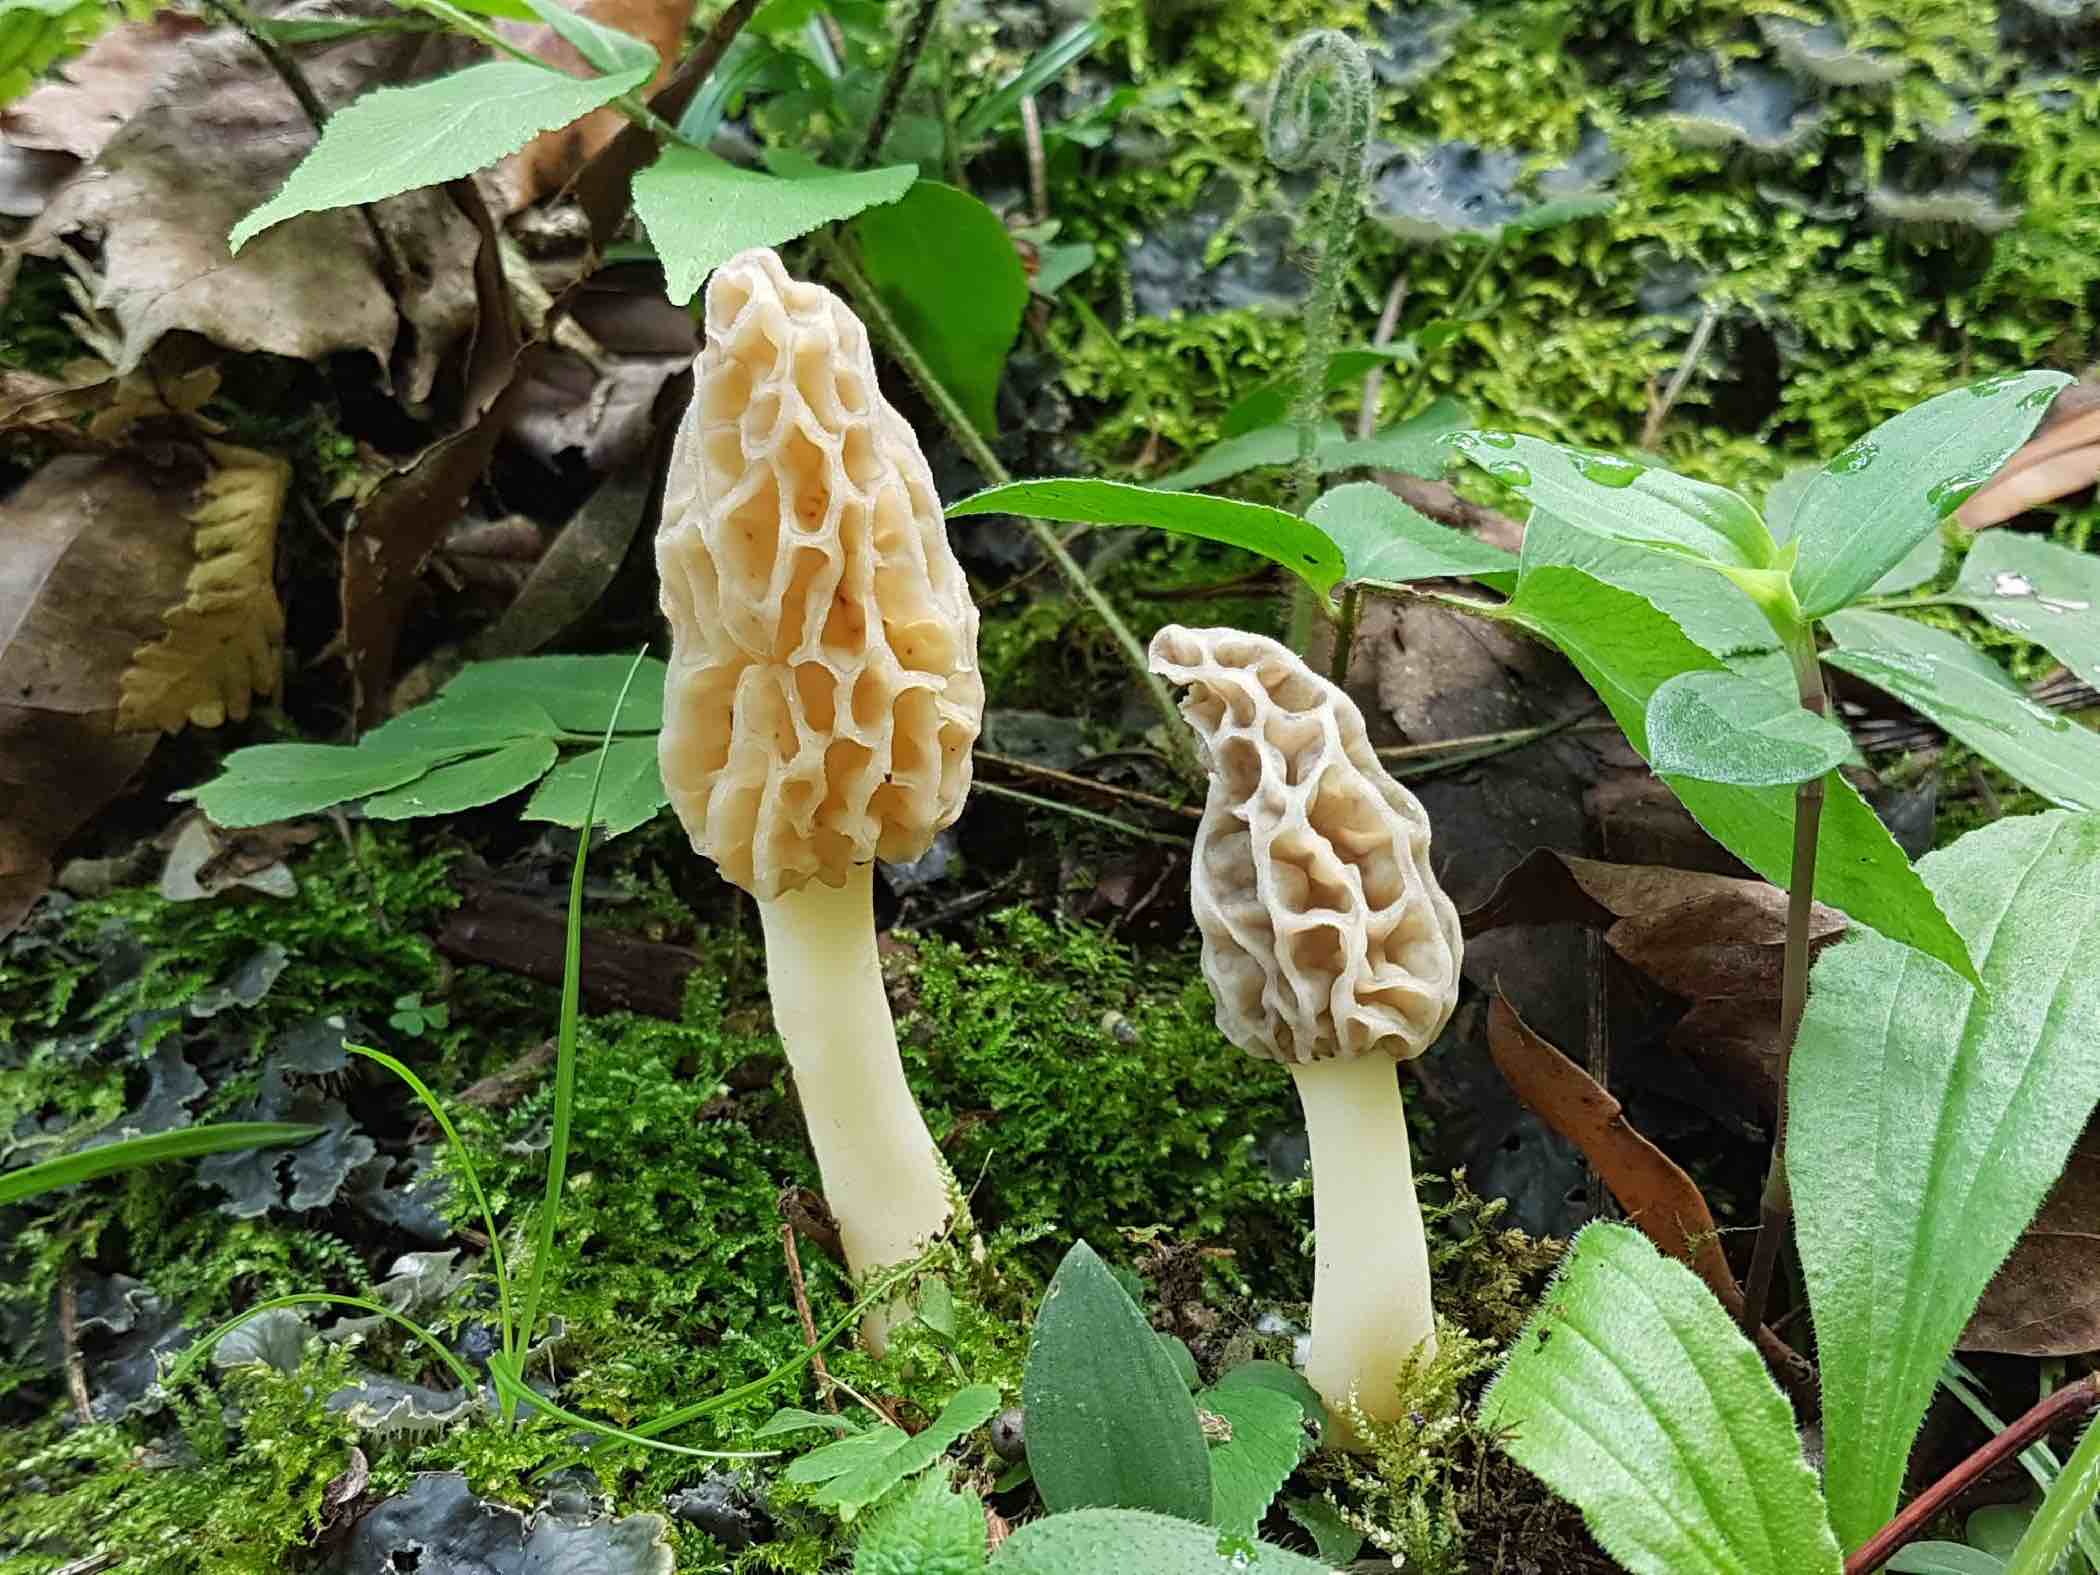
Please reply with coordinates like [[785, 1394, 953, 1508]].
[[856, 0, 943, 168], [1739, 629, 1829, 1335]]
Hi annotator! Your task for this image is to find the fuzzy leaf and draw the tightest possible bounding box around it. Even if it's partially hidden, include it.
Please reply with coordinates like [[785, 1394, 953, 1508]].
[[634, 144, 914, 306], [1308, 481, 1518, 591], [517, 0, 656, 76], [1787, 372, 2072, 617], [1886, 1546, 2007, 1575], [992, 1510, 1337, 1573], [853, 1472, 987, 1575], [1645, 669, 1853, 787], [1023, 1241, 1212, 1521], [231, 59, 653, 251], [1481, 1223, 1843, 1575], [118, 442, 289, 733], [850, 182, 1027, 438], [523, 736, 666, 836], [1792, 811, 2100, 1548], [1951, 532, 2100, 691], [1825, 611, 2100, 813], [1159, 398, 1464, 491], [1201, 1382, 1308, 1541]]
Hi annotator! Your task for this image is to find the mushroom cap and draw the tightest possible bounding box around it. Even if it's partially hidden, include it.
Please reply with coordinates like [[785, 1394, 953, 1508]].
[[1150, 624, 1461, 1066], [658, 248, 983, 900]]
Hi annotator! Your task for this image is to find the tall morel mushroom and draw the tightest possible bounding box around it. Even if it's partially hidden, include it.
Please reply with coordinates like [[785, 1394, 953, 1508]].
[[1150, 624, 1462, 1439], [658, 249, 983, 1339]]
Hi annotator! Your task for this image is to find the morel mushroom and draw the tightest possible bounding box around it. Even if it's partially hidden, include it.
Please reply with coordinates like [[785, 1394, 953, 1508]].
[[658, 249, 983, 1343], [1150, 624, 1462, 1440]]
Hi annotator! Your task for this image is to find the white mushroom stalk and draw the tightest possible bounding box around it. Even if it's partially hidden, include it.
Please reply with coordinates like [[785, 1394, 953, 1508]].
[[657, 249, 983, 1348], [1150, 625, 1462, 1444]]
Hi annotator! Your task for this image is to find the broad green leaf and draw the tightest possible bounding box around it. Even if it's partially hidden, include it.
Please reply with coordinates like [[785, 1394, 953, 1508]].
[[992, 1509, 1337, 1573], [1308, 481, 1517, 591], [523, 737, 667, 836], [0, 1122, 324, 1205], [1824, 610, 2100, 813], [2008, 1419, 2100, 1575], [518, 0, 655, 75], [754, 1406, 860, 1439], [633, 146, 915, 307], [1646, 670, 1853, 787], [1449, 432, 1777, 570], [1155, 422, 1334, 492], [1792, 812, 2100, 1547], [1031, 242, 1093, 297], [948, 479, 1344, 595], [1951, 532, 2100, 690], [191, 740, 448, 826], [1787, 371, 2072, 617], [1214, 1358, 1328, 1441], [362, 736, 560, 819], [0, 0, 114, 105], [442, 655, 666, 733], [852, 1472, 987, 1575], [231, 60, 651, 251], [358, 690, 561, 755], [786, 1384, 1000, 1520], [957, 20, 1104, 141], [851, 182, 1027, 438], [1767, 467, 1942, 595], [1481, 1223, 1842, 1575], [1888, 1547, 2007, 1575], [1500, 568, 1973, 980], [1201, 1382, 1308, 1541], [1023, 1241, 1211, 1521], [1157, 399, 1465, 492], [1221, 348, 1417, 438]]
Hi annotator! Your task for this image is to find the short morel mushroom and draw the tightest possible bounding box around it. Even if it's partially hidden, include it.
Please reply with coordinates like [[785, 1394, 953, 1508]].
[[658, 249, 983, 1343], [1150, 624, 1462, 1439]]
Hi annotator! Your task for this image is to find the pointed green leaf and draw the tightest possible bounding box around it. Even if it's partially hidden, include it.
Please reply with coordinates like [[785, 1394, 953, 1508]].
[[788, 1384, 1000, 1520], [191, 741, 446, 827], [523, 737, 667, 836], [1767, 468, 1942, 595], [1500, 568, 1973, 980], [1154, 422, 1335, 492], [853, 1473, 988, 1575], [1787, 371, 2072, 617], [1158, 399, 1465, 491], [850, 182, 1027, 438], [993, 1510, 1337, 1573], [1221, 347, 1417, 438], [1481, 1223, 1842, 1575], [1023, 1241, 1212, 1521], [441, 655, 666, 733], [1793, 811, 2100, 1548], [1309, 481, 1517, 591], [517, 0, 655, 75], [1825, 610, 2100, 813], [957, 20, 1105, 141], [1646, 670, 1853, 787], [358, 690, 560, 755], [231, 60, 651, 251], [1201, 1382, 1308, 1541], [1951, 532, 2100, 690], [362, 736, 560, 819], [2006, 1417, 2100, 1575], [633, 145, 915, 306], [1, 1122, 324, 1205], [1449, 432, 1776, 570], [948, 479, 1344, 594], [1886, 1545, 2008, 1575]]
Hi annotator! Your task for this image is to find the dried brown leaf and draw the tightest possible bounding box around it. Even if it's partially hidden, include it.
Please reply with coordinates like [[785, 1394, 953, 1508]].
[[1957, 382, 2100, 529], [118, 441, 288, 732], [1964, 1112, 2100, 1356]]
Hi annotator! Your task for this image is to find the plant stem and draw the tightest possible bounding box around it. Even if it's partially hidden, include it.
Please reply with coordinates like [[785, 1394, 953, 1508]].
[[1329, 585, 1362, 685], [1738, 628, 1829, 1337], [855, 0, 942, 169], [814, 232, 1201, 783], [1846, 1374, 2100, 1574]]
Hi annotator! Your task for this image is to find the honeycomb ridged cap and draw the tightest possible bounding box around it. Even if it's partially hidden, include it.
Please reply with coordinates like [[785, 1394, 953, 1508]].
[[658, 249, 983, 900], [1150, 624, 1461, 1065]]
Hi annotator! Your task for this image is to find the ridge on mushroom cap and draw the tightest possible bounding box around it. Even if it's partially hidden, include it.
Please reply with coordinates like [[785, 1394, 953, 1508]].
[[1149, 624, 1462, 1067], [658, 248, 983, 900]]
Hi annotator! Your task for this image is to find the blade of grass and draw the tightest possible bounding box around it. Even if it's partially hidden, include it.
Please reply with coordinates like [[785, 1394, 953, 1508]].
[[0, 1122, 325, 1205], [159, 1292, 480, 1393], [486, 1363, 781, 1460]]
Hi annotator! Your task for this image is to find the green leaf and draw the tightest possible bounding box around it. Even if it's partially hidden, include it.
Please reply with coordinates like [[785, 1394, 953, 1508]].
[[2008, 1419, 2100, 1575], [1766, 468, 1942, 596], [849, 182, 1027, 438], [1284, 1498, 1364, 1565], [1161, 399, 1465, 491], [957, 20, 1104, 141], [1824, 611, 2100, 813], [1500, 568, 1974, 980], [1023, 1241, 1212, 1521], [853, 1472, 988, 1575], [1887, 1546, 2008, 1575], [1449, 432, 1777, 571], [1221, 348, 1417, 438], [1951, 532, 2100, 690], [1154, 423, 1331, 492], [1215, 1359, 1328, 1442], [1645, 670, 1853, 787], [1480, 1223, 1843, 1575], [948, 479, 1344, 596], [992, 1510, 1337, 1573], [1031, 242, 1094, 297], [231, 59, 651, 251], [1308, 481, 1518, 591], [635, 147, 915, 308], [754, 1406, 861, 1439], [787, 1384, 1001, 1520], [523, 737, 667, 836], [1201, 1383, 1308, 1541], [192, 741, 443, 826], [1503, 191, 1618, 234], [1792, 811, 2100, 1547], [517, 0, 655, 75], [442, 655, 665, 734], [0, 1122, 324, 1206], [1787, 371, 2072, 617], [360, 737, 559, 820], [0, 0, 113, 105]]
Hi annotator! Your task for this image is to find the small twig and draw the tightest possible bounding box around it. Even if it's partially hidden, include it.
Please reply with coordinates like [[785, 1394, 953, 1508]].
[[1019, 94, 1049, 223], [1357, 271, 1409, 442], [1846, 1373, 2100, 1575], [1375, 708, 1606, 770], [975, 749, 1201, 820], [974, 782, 1192, 846], [1641, 302, 1722, 451], [1582, 929, 1612, 1223], [855, 0, 943, 169], [59, 1260, 93, 1427], [199, 0, 410, 305], [972, 522, 1092, 609], [779, 1220, 837, 1411]]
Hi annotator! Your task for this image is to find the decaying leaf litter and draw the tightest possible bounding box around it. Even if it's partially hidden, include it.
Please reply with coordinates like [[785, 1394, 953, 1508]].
[[2, 0, 2100, 1572]]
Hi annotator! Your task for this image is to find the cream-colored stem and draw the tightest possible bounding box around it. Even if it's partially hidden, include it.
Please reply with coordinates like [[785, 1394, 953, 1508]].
[[1289, 1052, 1437, 1443], [760, 864, 952, 1345]]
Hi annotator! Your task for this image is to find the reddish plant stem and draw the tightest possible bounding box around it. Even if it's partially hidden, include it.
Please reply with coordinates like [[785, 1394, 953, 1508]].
[[1846, 1374, 2100, 1574]]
